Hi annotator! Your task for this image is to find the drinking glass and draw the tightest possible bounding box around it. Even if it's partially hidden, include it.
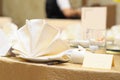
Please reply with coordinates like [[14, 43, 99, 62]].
[[86, 29, 106, 53]]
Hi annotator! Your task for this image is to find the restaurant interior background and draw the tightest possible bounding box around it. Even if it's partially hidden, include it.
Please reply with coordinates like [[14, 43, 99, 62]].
[[0, 1, 120, 80], [0, 0, 120, 27]]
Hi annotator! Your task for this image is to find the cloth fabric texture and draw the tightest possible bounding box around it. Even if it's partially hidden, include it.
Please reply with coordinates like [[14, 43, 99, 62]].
[[0, 54, 120, 80]]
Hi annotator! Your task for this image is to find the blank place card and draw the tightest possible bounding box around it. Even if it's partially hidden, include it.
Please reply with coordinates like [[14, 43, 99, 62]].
[[81, 7, 107, 39], [82, 53, 114, 69], [81, 7, 107, 29]]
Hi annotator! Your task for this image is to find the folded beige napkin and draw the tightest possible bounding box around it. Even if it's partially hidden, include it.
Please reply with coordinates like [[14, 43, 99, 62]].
[[12, 19, 70, 61]]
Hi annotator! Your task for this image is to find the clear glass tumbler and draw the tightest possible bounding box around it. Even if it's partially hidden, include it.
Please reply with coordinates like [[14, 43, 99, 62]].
[[86, 29, 106, 53]]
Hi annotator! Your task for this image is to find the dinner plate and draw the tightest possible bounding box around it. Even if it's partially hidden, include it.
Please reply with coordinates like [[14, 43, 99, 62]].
[[106, 50, 120, 54], [19, 54, 69, 63], [107, 48, 120, 52], [106, 45, 120, 52]]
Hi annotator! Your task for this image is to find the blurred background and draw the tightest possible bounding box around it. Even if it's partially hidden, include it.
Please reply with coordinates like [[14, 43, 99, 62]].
[[0, 0, 119, 27]]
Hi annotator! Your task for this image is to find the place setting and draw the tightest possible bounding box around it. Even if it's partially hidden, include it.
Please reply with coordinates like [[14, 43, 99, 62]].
[[0, 19, 94, 65]]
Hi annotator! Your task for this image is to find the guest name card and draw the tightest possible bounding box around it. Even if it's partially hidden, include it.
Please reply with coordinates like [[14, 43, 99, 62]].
[[82, 53, 114, 69], [81, 7, 107, 29], [81, 7, 107, 39]]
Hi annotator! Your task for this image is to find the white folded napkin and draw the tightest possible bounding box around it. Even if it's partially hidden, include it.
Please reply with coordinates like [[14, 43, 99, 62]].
[[107, 25, 120, 43], [0, 22, 18, 56], [0, 29, 11, 56], [1, 23, 18, 46], [12, 19, 70, 61], [107, 25, 120, 41], [60, 46, 93, 64]]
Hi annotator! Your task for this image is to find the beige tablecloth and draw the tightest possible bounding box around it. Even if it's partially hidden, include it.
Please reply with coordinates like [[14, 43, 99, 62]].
[[0, 54, 120, 80]]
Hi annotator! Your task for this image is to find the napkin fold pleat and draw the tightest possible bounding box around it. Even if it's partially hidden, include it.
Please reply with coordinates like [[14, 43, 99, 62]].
[[32, 24, 61, 56], [26, 19, 45, 52]]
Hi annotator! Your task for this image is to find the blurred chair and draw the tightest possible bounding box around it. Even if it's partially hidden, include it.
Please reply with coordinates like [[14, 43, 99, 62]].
[[0, 0, 2, 16]]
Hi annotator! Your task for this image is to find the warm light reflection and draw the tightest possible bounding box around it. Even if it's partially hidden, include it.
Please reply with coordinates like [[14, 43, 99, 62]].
[[113, 0, 120, 2]]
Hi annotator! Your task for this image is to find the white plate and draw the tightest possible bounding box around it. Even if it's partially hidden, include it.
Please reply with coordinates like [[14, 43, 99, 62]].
[[19, 55, 69, 62], [107, 45, 120, 52]]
